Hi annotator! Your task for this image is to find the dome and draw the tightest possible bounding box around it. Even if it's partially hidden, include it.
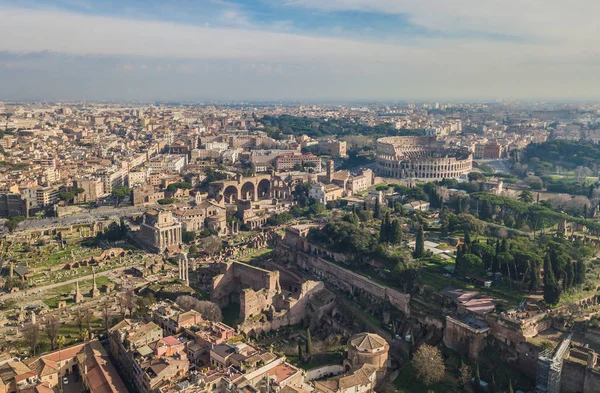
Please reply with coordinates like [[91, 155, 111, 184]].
[[349, 333, 388, 353]]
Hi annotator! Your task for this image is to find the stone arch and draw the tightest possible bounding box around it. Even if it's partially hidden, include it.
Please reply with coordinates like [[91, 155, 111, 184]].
[[257, 179, 271, 199], [223, 185, 239, 203], [241, 181, 256, 201]]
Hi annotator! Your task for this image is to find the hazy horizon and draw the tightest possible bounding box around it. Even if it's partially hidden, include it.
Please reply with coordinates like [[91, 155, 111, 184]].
[[2, 1, 600, 102]]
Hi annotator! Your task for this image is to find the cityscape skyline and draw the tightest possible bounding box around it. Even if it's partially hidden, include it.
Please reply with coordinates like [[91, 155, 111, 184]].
[[1, 1, 600, 101]]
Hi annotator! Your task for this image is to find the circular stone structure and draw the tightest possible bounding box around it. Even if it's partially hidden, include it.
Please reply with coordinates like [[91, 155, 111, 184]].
[[347, 332, 389, 369], [376, 136, 472, 180]]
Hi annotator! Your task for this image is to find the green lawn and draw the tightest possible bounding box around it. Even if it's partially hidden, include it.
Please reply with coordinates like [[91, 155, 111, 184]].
[[394, 363, 461, 393]]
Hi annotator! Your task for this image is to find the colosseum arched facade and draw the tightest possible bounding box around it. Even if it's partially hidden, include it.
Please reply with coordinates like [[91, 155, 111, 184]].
[[376, 136, 473, 180]]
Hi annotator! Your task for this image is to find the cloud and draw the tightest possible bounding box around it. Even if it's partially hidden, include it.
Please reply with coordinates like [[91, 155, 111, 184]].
[[1, 4, 600, 100], [284, 0, 600, 43]]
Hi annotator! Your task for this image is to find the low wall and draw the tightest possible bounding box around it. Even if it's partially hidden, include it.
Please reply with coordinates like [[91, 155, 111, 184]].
[[306, 365, 344, 381], [279, 244, 410, 315]]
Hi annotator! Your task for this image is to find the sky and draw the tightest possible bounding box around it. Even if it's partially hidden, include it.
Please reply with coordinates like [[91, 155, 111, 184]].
[[1, 0, 599, 102]]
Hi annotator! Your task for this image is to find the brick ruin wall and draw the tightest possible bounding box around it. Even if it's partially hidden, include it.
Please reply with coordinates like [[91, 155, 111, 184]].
[[277, 243, 410, 315], [238, 281, 334, 336], [211, 261, 279, 318], [561, 360, 600, 393], [443, 316, 490, 361]]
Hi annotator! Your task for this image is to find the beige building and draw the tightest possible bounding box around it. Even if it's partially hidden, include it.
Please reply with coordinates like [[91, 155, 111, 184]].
[[75, 178, 104, 202], [137, 210, 182, 253]]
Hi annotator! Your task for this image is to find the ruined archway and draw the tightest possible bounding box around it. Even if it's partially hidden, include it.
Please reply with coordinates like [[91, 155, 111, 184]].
[[240, 182, 256, 201], [257, 179, 271, 199], [223, 185, 239, 203]]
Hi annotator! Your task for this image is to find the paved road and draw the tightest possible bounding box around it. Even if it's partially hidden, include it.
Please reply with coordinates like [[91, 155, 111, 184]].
[[17, 205, 154, 231], [476, 159, 511, 174]]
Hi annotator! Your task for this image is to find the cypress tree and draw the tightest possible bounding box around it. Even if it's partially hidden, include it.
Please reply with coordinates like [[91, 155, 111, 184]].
[[374, 198, 381, 219], [473, 364, 481, 392], [464, 232, 472, 253], [574, 260, 586, 286], [455, 244, 464, 275], [490, 373, 497, 393], [500, 239, 508, 253], [495, 239, 500, 256], [392, 220, 403, 244], [508, 379, 514, 393], [563, 261, 574, 291], [414, 226, 425, 258], [544, 254, 561, 305], [529, 260, 541, 292], [306, 328, 312, 356], [298, 340, 304, 362], [379, 220, 387, 243]]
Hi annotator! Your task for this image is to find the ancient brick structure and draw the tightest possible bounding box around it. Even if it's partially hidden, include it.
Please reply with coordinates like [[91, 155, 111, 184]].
[[376, 136, 472, 179]]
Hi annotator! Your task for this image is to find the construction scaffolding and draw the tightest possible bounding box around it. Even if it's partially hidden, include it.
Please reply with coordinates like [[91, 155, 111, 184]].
[[535, 333, 572, 393]]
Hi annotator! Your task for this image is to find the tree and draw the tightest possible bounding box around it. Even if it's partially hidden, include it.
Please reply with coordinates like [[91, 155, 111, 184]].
[[80, 328, 89, 342], [75, 308, 84, 334], [413, 344, 445, 386], [197, 236, 222, 257], [306, 328, 312, 356], [101, 299, 112, 333], [175, 296, 222, 322], [298, 340, 305, 362], [22, 322, 40, 356], [182, 231, 196, 244], [519, 190, 534, 204], [374, 198, 381, 219], [413, 226, 425, 258], [111, 186, 131, 207], [43, 315, 60, 350], [474, 363, 481, 392], [563, 261, 574, 291], [458, 361, 472, 388], [83, 307, 94, 340], [508, 379, 514, 393], [392, 220, 403, 244], [56, 335, 65, 351], [544, 254, 561, 305], [574, 260, 586, 286], [124, 290, 137, 318], [5, 216, 26, 232]]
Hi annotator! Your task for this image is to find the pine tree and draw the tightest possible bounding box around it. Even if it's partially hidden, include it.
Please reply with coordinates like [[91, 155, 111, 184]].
[[544, 254, 561, 305], [413, 226, 425, 258], [306, 328, 312, 356]]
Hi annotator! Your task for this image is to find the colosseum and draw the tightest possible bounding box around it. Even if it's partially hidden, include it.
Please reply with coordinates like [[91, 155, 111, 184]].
[[376, 136, 472, 180]]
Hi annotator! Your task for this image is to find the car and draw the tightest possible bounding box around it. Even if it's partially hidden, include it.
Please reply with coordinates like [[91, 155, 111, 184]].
[[63, 377, 68, 385]]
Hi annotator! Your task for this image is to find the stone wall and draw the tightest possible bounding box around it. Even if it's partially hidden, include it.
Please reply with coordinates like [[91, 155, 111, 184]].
[[443, 316, 490, 361], [277, 242, 410, 315], [238, 281, 334, 336], [211, 261, 279, 313]]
